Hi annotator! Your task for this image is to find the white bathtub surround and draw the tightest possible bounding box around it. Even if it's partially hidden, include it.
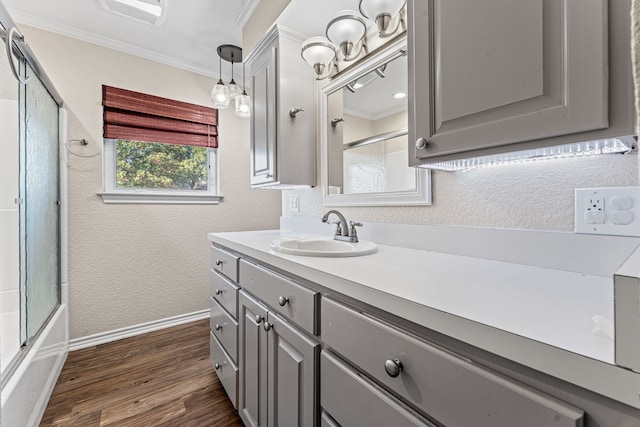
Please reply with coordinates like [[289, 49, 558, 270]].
[[209, 218, 640, 408], [1, 302, 67, 427]]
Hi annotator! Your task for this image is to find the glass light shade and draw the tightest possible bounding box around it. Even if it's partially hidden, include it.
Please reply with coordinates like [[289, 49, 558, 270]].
[[235, 93, 251, 118], [326, 11, 367, 59], [359, 0, 406, 20], [228, 80, 242, 99], [359, 0, 406, 34], [301, 36, 337, 79], [211, 81, 230, 109]]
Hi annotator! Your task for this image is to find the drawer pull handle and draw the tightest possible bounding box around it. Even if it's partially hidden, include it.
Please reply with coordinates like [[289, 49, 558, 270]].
[[215, 289, 222, 295], [384, 359, 403, 378], [255, 315, 264, 324], [278, 296, 290, 306], [215, 324, 222, 331], [263, 322, 272, 332], [214, 363, 221, 370], [215, 259, 223, 266]]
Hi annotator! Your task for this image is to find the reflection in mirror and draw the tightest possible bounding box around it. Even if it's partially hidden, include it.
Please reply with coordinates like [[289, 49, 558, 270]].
[[322, 37, 431, 206]]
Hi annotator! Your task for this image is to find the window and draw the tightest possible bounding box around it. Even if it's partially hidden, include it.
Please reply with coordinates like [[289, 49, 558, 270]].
[[99, 85, 222, 204]]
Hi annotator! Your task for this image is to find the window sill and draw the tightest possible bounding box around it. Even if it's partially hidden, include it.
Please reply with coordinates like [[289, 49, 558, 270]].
[[97, 191, 223, 205]]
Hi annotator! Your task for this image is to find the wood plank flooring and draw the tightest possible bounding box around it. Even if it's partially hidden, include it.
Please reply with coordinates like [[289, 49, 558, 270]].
[[40, 319, 243, 427]]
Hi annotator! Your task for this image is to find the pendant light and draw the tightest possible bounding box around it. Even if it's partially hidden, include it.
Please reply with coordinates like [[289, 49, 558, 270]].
[[211, 54, 230, 109], [235, 62, 251, 118], [228, 49, 242, 99]]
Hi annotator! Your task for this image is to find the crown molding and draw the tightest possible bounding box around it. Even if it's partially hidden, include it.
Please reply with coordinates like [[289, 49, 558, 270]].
[[8, 9, 222, 79], [235, 0, 261, 28]]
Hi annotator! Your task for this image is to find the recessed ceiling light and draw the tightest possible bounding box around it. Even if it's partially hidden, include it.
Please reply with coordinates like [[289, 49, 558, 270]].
[[98, 0, 167, 26], [392, 92, 406, 99]]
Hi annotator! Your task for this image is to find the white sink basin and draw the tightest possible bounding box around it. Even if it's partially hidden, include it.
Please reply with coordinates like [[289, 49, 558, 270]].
[[270, 237, 378, 257]]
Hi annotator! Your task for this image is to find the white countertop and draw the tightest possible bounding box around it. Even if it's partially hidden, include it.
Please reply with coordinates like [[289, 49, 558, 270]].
[[208, 226, 640, 408], [209, 229, 614, 363]]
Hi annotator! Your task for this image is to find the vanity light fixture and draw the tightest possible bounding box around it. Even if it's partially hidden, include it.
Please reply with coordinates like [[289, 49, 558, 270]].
[[326, 11, 368, 61], [212, 44, 247, 111], [359, 0, 407, 37], [301, 36, 337, 80], [235, 63, 251, 118]]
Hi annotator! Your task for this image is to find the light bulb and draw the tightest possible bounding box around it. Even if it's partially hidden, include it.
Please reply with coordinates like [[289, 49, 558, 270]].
[[211, 81, 230, 109], [235, 93, 251, 118]]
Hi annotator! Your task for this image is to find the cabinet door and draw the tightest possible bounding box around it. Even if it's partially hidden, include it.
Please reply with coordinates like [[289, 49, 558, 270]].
[[267, 311, 319, 427], [250, 42, 277, 186], [239, 291, 269, 427], [409, 0, 608, 162]]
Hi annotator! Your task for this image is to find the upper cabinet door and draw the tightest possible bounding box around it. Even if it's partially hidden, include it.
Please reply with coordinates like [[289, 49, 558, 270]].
[[250, 42, 277, 186], [409, 0, 609, 162]]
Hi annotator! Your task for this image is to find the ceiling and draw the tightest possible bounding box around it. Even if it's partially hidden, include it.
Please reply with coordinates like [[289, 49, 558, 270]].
[[2, 0, 260, 79]]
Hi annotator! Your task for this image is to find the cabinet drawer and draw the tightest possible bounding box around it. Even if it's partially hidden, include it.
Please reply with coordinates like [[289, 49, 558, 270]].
[[321, 351, 434, 427], [239, 259, 319, 335], [321, 298, 584, 427], [211, 245, 239, 282], [210, 297, 238, 363], [210, 331, 238, 409], [210, 270, 239, 319]]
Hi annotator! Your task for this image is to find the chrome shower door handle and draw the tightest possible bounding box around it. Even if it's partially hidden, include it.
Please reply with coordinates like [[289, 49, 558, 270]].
[[3, 27, 30, 85]]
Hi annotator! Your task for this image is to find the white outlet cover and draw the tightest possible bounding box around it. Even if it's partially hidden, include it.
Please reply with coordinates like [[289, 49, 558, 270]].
[[575, 187, 640, 237]]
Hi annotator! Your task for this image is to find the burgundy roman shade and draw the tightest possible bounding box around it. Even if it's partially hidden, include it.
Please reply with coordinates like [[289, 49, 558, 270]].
[[102, 85, 218, 148]]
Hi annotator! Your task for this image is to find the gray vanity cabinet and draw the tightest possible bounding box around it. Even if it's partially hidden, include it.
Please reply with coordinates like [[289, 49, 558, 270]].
[[246, 26, 316, 188], [408, 0, 634, 166], [209, 246, 240, 408], [238, 290, 319, 427]]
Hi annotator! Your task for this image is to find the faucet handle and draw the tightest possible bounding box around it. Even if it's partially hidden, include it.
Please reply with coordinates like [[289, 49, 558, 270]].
[[349, 221, 363, 242], [325, 220, 342, 236]]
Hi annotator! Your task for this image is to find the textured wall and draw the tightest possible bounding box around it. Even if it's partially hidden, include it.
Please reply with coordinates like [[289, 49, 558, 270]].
[[242, 0, 292, 55], [20, 26, 282, 339], [284, 153, 639, 232]]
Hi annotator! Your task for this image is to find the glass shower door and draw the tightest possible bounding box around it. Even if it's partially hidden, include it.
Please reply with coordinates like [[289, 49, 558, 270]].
[[18, 58, 60, 345]]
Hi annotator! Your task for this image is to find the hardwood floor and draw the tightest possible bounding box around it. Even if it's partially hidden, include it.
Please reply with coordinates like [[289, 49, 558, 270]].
[[40, 319, 243, 427]]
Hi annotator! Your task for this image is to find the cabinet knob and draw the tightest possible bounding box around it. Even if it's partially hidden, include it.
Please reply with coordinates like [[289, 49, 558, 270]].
[[263, 321, 272, 332], [415, 138, 428, 150], [384, 359, 403, 378], [215, 289, 222, 295], [214, 363, 221, 370], [289, 107, 305, 117], [215, 324, 222, 331], [215, 259, 223, 266], [255, 315, 264, 324], [278, 296, 290, 306]]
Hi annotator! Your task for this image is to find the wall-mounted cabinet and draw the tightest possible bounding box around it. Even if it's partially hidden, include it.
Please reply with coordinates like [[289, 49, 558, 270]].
[[246, 26, 316, 188], [408, 0, 636, 167]]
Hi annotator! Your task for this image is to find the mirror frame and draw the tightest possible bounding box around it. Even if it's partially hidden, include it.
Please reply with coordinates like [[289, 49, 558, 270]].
[[320, 36, 431, 207]]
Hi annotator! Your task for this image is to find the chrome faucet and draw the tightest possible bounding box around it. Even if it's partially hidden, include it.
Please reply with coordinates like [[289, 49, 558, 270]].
[[321, 210, 362, 243]]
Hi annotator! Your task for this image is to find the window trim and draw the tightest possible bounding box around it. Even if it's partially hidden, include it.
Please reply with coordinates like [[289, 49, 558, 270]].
[[98, 138, 223, 205]]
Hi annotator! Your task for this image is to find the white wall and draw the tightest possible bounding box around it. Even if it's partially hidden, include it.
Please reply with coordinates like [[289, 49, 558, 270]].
[[284, 153, 639, 231], [19, 26, 282, 340]]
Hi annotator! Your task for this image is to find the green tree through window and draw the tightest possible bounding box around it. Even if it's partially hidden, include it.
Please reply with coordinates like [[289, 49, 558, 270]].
[[116, 140, 208, 190]]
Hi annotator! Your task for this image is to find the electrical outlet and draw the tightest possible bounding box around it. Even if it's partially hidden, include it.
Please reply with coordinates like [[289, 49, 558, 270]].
[[575, 187, 640, 236]]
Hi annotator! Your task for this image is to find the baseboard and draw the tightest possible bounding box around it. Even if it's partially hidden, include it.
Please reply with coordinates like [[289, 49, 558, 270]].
[[69, 310, 210, 351]]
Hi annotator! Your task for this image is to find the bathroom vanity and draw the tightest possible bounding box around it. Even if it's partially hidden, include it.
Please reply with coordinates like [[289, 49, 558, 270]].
[[208, 219, 640, 427]]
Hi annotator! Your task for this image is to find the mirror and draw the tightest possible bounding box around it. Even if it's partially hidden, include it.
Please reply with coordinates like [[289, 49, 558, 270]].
[[321, 37, 431, 206]]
